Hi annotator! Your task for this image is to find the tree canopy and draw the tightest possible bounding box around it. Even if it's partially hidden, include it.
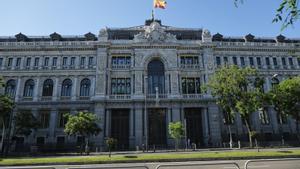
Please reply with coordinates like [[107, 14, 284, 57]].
[[269, 76, 300, 134], [235, 0, 299, 30], [64, 112, 102, 137], [14, 111, 40, 137], [206, 65, 265, 147]]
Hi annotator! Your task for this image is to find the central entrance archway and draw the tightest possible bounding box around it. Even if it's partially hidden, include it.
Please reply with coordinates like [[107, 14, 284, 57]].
[[147, 59, 165, 94]]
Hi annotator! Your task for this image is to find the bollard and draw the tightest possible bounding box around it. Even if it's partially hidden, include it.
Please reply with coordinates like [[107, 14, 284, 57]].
[[153, 145, 156, 153], [136, 146, 139, 152], [238, 140, 241, 149]]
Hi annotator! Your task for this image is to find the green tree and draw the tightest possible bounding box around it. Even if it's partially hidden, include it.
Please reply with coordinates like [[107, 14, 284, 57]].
[[168, 121, 185, 151], [269, 76, 300, 140], [206, 65, 264, 148], [13, 111, 40, 137], [234, 0, 299, 30], [0, 77, 14, 153], [64, 112, 102, 152]]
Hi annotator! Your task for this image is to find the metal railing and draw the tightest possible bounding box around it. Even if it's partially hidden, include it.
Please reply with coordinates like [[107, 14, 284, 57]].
[[109, 94, 131, 100], [244, 158, 300, 169], [156, 162, 240, 169]]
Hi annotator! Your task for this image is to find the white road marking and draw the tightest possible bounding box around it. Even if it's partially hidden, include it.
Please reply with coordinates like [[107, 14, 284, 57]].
[[247, 165, 270, 168]]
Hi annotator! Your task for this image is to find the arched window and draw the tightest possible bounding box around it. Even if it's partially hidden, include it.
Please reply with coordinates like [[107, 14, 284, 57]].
[[61, 79, 72, 97], [5, 80, 16, 98], [42, 79, 54, 97], [147, 59, 165, 94], [23, 79, 34, 97], [80, 78, 91, 97]]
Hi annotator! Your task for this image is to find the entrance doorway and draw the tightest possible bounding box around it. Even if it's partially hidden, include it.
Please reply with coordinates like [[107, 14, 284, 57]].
[[148, 108, 167, 148], [111, 109, 130, 150], [184, 108, 203, 147]]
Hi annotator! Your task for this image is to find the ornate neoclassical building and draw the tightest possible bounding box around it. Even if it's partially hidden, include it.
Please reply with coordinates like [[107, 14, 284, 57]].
[[0, 20, 300, 151]]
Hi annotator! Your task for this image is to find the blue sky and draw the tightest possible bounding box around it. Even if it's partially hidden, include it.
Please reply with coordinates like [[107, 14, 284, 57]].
[[0, 0, 299, 38]]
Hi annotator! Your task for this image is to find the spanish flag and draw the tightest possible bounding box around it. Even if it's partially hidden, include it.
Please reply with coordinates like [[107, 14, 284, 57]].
[[154, 0, 167, 9]]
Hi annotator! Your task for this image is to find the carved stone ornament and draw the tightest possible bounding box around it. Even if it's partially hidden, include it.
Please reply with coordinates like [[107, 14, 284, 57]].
[[202, 29, 211, 38], [134, 21, 176, 43]]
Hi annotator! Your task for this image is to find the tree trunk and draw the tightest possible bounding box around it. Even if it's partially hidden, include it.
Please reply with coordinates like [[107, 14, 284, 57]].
[[245, 120, 253, 148], [0, 117, 5, 153], [228, 125, 233, 149], [175, 139, 178, 151]]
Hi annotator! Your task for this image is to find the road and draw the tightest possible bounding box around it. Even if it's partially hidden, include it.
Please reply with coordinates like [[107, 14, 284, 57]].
[[1, 159, 300, 169]]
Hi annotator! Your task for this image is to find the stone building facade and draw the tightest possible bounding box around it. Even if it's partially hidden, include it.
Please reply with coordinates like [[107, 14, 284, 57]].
[[0, 20, 300, 151]]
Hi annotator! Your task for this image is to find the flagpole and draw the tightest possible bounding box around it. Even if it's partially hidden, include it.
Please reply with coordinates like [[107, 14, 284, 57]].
[[152, 0, 155, 21]]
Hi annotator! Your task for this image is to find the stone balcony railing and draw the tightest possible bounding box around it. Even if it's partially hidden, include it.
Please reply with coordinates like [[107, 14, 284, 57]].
[[182, 94, 203, 99], [111, 64, 131, 69], [146, 94, 168, 99], [180, 64, 201, 69], [109, 95, 131, 100]]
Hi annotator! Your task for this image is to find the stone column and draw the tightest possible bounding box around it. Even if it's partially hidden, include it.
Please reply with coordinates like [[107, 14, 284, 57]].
[[91, 77, 96, 97], [95, 48, 108, 100], [129, 108, 135, 149], [207, 105, 222, 147], [133, 70, 144, 99], [33, 78, 40, 101], [202, 108, 210, 146], [170, 71, 180, 98], [48, 109, 57, 143], [72, 77, 78, 101], [93, 104, 105, 149], [134, 107, 144, 148], [15, 77, 22, 102], [53, 77, 59, 101]]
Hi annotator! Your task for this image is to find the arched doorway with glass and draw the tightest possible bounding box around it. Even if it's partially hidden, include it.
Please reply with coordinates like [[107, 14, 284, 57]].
[[146, 59, 167, 149]]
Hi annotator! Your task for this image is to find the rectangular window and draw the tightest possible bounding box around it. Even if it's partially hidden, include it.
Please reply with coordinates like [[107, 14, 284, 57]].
[[249, 57, 254, 66], [34, 58, 39, 67], [240, 57, 245, 66], [52, 57, 57, 66], [26, 58, 31, 67], [57, 111, 69, 128], [8, 58, 13, 67], [282, 57, 286, 66], [216, 56, 221, 66], [44, 57, 49, 67], [266, 57, 270, 66], [273, 57, 278, 66], [288, 58, 294, 66], [298, 58, 300, 66], [111, 56, 131, 68], [80, 57, 85, 66], [0, 58, 3, 67], [259, 108, 270, 125], [70, 57, 75, 66], [88, 56, 94, 66], [16, 58, 21, 68], [180, 56, 199, 65], [40, 112, 50, 128], [181, 77, 201, 94], [62, 57, 67, 66], [223, 56, 228, 65], [111, 78, 131, 95], [232, 57, 237, 65], [256, 57, 261, 66]]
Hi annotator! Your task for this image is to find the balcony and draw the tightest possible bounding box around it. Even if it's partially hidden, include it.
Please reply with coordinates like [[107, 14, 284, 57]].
[[109, 95, 131, 100], [41, 96, 52, 101], [180, 64, 200, 69], [182, 94, 203, 99], [111, 64, 131, 69], [22, 97, 33, 101], [79, 96, 90, 100], [60, 96, 71, 100], [146, 94, 168, 99]]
